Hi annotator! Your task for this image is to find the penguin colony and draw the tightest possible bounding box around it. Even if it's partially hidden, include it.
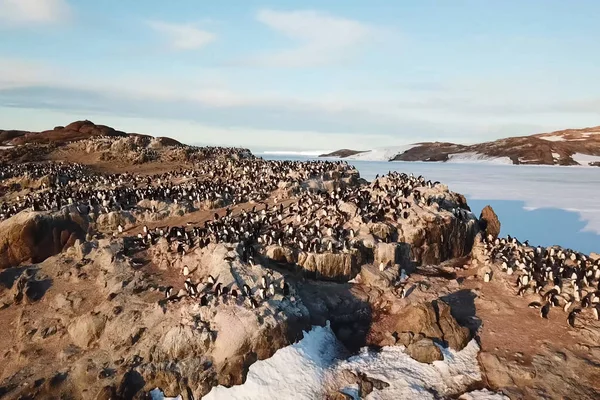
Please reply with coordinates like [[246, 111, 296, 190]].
[[130, 168, 454, 310], [482, 234, 600, 328], [0, 136, 505, 315]]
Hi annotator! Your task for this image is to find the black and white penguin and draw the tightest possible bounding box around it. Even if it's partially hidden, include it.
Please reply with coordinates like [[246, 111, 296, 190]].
[[540, 302, 550, 319], [200, 294, 208, 306], [164, 286, 173, 299], [483, 271, 492, 282], [243, 284, 252, 297], [567, 309, 581, 328]]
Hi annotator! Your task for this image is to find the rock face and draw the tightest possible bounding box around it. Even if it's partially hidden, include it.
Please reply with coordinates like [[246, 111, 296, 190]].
[[479, 205, 501, 239], [0, 210, 88, 269], [367, 300, 471, 353]]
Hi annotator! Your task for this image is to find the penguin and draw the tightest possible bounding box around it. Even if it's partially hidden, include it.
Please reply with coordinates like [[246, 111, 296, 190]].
[[540, 302, 550, 319], [164, 286, 173, 299], [528, 302, 542, 309], [280, 280, 290, 296], [483, 271, 492, 283], [200, 294, 208, 306], [258, 287, 267, 300], [261, 276, 268, 289], [563, 301, 573, 313], [567, 309, 581, 328], [214, 283, 222, 296], [182, 265, 190, 276], [379, 262, 385, 272], [207, 275, 216, 286], [249, 296, 259, 309], [268, 283, 276, 297], [243, 284, 252, 297], [593, 304, 599, 320]]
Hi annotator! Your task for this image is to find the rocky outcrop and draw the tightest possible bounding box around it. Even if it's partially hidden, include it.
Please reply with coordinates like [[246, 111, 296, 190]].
[[0, 210, 88, 269], [323, 125, 600, 166], [367, 300, 471, 354], [479, 205, 501, 239]]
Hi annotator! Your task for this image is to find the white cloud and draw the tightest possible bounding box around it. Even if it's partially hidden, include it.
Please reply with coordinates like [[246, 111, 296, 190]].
[[251, 9, 373, 67], [0, 0, 70, 25], [147, 20, 216, 50]]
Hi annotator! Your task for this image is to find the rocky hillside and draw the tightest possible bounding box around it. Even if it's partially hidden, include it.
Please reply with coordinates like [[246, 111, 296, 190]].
[[321, 125, 600, 166], [0, 122, 598, 399], [0, 120, 182, 147]]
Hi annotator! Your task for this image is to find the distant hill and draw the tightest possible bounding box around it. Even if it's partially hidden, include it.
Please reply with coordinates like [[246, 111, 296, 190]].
[[320, 126, 600, 167], [0, 120, 182, 147]]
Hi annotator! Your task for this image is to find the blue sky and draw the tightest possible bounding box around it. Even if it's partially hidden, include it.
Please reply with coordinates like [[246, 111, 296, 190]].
[[1, 0, 599, 151]]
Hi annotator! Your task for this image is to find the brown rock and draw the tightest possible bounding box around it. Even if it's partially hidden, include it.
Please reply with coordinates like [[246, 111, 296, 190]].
[[297, 251, 360, 281], [368, 300, 471, 351], [95, 385, 116, 400], [68, 313, 106, 348], [479, 205, 501, 239], [0, 210, 87, 269], [406, 338, 444, 363]]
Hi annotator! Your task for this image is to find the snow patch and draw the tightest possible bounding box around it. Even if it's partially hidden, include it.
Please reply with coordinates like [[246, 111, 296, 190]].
[[540, 135, 565, 142], [333, 339, 482, 399], [345, 145, 416, 161], [552, 152, 560, 159], [204, 323, 344, 399], [204, 324, 484, 400], [447, 152, 513, 165], [571, 153, 600, 166]]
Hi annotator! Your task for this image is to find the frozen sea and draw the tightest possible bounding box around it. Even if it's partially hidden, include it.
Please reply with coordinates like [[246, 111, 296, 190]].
[[261, 154, 600, 255]]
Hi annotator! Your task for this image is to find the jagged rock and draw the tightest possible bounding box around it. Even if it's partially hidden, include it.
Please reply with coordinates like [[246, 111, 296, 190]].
[[68, 313, 106, 348], [96, 211, 136, 232], [327, 391, 354, 400], [406, 338, 444, 363], [368, 300, 471, 351], [297, 251, 360, 281], [374, 242, 412, 271], [0, 210, 87, 269], [359, 263, 399, 289], [479, 205, 501, 239], [369, 222, 396, 241], [266, 245, 296, 264]]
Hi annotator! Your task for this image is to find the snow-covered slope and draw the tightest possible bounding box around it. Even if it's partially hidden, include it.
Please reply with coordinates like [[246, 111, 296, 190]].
[[203, 323, 505, 400], [571, 153, 600, 166], [446, 152, 512, 165], [344, 145, 416, 161]]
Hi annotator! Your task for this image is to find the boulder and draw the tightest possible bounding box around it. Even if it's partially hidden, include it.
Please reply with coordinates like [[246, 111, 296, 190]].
[[68, 313, 106, 348], [0, 210, 87, 269], [367, 300, 471, 351], [406, 338, 444, 363], [479, 205, 501, 239], [359, 263, 399, 289]]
